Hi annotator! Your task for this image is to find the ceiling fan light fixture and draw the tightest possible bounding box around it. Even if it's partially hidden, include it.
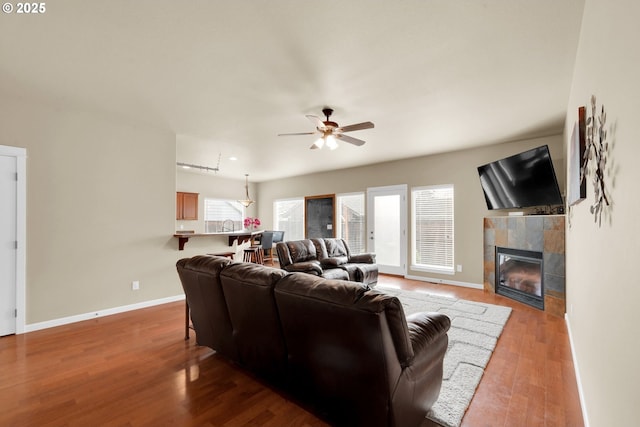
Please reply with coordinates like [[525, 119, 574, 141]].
[[237, 174, 254, 208], [278, 107, 374, 150], [325, 135, 338, 150]]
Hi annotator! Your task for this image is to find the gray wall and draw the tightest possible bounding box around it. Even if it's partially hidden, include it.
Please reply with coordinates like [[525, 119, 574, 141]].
[[256, 135, 565, 286], [0, 94, 179, 324]]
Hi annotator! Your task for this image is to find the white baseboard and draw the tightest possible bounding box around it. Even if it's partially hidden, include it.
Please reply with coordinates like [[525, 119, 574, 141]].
[[565, 313, 590, 427], [404, 274, 483, 290], [24, 295, 186, 333]]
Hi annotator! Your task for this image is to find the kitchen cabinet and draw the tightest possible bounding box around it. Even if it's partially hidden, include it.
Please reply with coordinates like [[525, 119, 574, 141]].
[[176, 192, 198, 220]]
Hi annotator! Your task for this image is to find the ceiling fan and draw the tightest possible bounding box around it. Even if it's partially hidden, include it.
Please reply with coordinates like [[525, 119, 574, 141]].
[[278, 107, 374, 150]]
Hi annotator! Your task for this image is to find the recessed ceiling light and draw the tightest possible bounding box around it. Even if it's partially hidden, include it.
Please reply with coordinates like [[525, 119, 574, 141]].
[[229, 156, 238, 161]]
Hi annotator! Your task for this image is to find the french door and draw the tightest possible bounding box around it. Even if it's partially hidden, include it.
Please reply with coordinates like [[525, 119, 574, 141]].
[[366, 185, 407, 275]]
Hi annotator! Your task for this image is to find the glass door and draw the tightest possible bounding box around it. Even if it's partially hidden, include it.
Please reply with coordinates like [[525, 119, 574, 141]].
[[366, 185, 407, 275]]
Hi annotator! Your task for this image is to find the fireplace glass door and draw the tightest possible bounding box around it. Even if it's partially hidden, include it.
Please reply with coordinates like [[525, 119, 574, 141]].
[[496, 247, 544, 310]]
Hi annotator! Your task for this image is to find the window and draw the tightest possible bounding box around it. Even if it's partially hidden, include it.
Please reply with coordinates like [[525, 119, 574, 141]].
[[274, 198, 304, 241], [204, 199, 244, 233], [411, 184, 454, 274], [336, 193, 365, 254]]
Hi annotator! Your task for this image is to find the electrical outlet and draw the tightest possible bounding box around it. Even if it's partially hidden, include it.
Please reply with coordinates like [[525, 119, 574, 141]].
[[132, 281, 140, 290], [456, 264, 463, 272]]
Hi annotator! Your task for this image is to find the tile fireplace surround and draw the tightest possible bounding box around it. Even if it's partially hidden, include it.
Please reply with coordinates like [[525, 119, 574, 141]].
[[483, 215, 565, 317]]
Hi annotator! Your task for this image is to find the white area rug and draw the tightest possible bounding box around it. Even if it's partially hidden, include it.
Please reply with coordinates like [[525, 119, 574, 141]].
[[379, 287, 512, 427]]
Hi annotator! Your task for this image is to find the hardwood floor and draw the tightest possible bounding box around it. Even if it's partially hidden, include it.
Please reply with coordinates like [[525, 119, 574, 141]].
[[381, 275, 584, 427], [0, 275, 583, 427]]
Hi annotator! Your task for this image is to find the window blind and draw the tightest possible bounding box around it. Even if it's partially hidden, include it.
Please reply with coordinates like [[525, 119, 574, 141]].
[[337, 193, 365, 254], [274, 198, 304, 241], [412, 185, 454, 273]]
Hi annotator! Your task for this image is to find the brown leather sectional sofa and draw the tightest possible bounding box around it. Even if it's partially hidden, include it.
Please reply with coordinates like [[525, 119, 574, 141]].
[[176, 255, 450, 427], [276, 238, 379, 286]]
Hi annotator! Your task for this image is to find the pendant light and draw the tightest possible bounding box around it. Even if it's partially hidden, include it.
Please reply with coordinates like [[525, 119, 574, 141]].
[[238, 174, 254, 207]]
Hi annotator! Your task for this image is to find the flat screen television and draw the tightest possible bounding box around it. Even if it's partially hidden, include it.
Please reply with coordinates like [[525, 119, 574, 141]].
[[477, 145, 563, 210]]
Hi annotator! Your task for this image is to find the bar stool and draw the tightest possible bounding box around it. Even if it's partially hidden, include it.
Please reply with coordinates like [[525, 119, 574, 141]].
[[243, 247, 263, 264]]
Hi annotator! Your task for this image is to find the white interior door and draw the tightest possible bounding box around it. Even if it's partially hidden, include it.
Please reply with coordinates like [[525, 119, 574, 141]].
[[1, 154, 17, 336], [367, 185, 407, 276]]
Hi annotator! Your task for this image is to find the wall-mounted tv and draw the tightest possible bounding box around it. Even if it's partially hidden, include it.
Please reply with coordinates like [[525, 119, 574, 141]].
[[477, 145, 563, 210]]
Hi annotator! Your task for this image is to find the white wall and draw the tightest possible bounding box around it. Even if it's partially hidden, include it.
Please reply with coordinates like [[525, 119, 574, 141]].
[[564, 0, 640, 425], [0, 94, 180, 324]]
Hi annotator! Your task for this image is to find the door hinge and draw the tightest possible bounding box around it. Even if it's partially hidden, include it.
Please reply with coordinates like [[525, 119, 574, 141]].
[[14, 309, 17, 318], [14, 240, 18, 249]]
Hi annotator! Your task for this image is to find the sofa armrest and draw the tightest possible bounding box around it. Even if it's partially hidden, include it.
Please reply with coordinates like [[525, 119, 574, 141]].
[[396, 312, 451, 422], [320, 256, 348, 267], [284, 260, 323, 276], [349, 253, 376, 264], [406, 312, 450, 349], [405, 312, 450, 368]]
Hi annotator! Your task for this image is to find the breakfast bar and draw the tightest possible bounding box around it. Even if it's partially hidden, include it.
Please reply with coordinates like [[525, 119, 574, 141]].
[[173, 230, 263, 250]]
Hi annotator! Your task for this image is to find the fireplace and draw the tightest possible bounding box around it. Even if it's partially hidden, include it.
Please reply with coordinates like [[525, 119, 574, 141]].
[[484, 216, 565, 316], [496, 247, 544, 310]]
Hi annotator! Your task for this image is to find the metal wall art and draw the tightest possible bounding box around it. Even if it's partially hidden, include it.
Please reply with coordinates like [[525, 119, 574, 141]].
[[581, 95, 610, 226]]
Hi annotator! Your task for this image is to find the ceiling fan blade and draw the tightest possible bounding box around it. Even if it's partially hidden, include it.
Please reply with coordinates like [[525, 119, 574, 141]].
[[306, 114, 326, 130], [339, 121, 374, 133], [277, 132, 316, 136], [337, 134, 366, 146]]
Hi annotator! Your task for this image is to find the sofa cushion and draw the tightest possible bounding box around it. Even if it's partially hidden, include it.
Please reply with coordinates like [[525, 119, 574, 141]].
[[275, 273, 413, 365], [274, 273, 415, 426], [284, 260, 323, 275], [220, 262, 289, 381], [282, 240, 317, 263], [312, 237, 350, 260], [325, 238, 350, 257], [176, 255, 236, 358], [316, 266, 349, 281]]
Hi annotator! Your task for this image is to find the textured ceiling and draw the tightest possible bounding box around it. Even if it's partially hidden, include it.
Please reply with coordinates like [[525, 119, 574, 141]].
[[0, 0, 584, 181]]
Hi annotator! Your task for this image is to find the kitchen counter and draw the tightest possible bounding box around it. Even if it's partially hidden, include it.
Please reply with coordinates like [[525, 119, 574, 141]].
[[173, 230, 263, 250]]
